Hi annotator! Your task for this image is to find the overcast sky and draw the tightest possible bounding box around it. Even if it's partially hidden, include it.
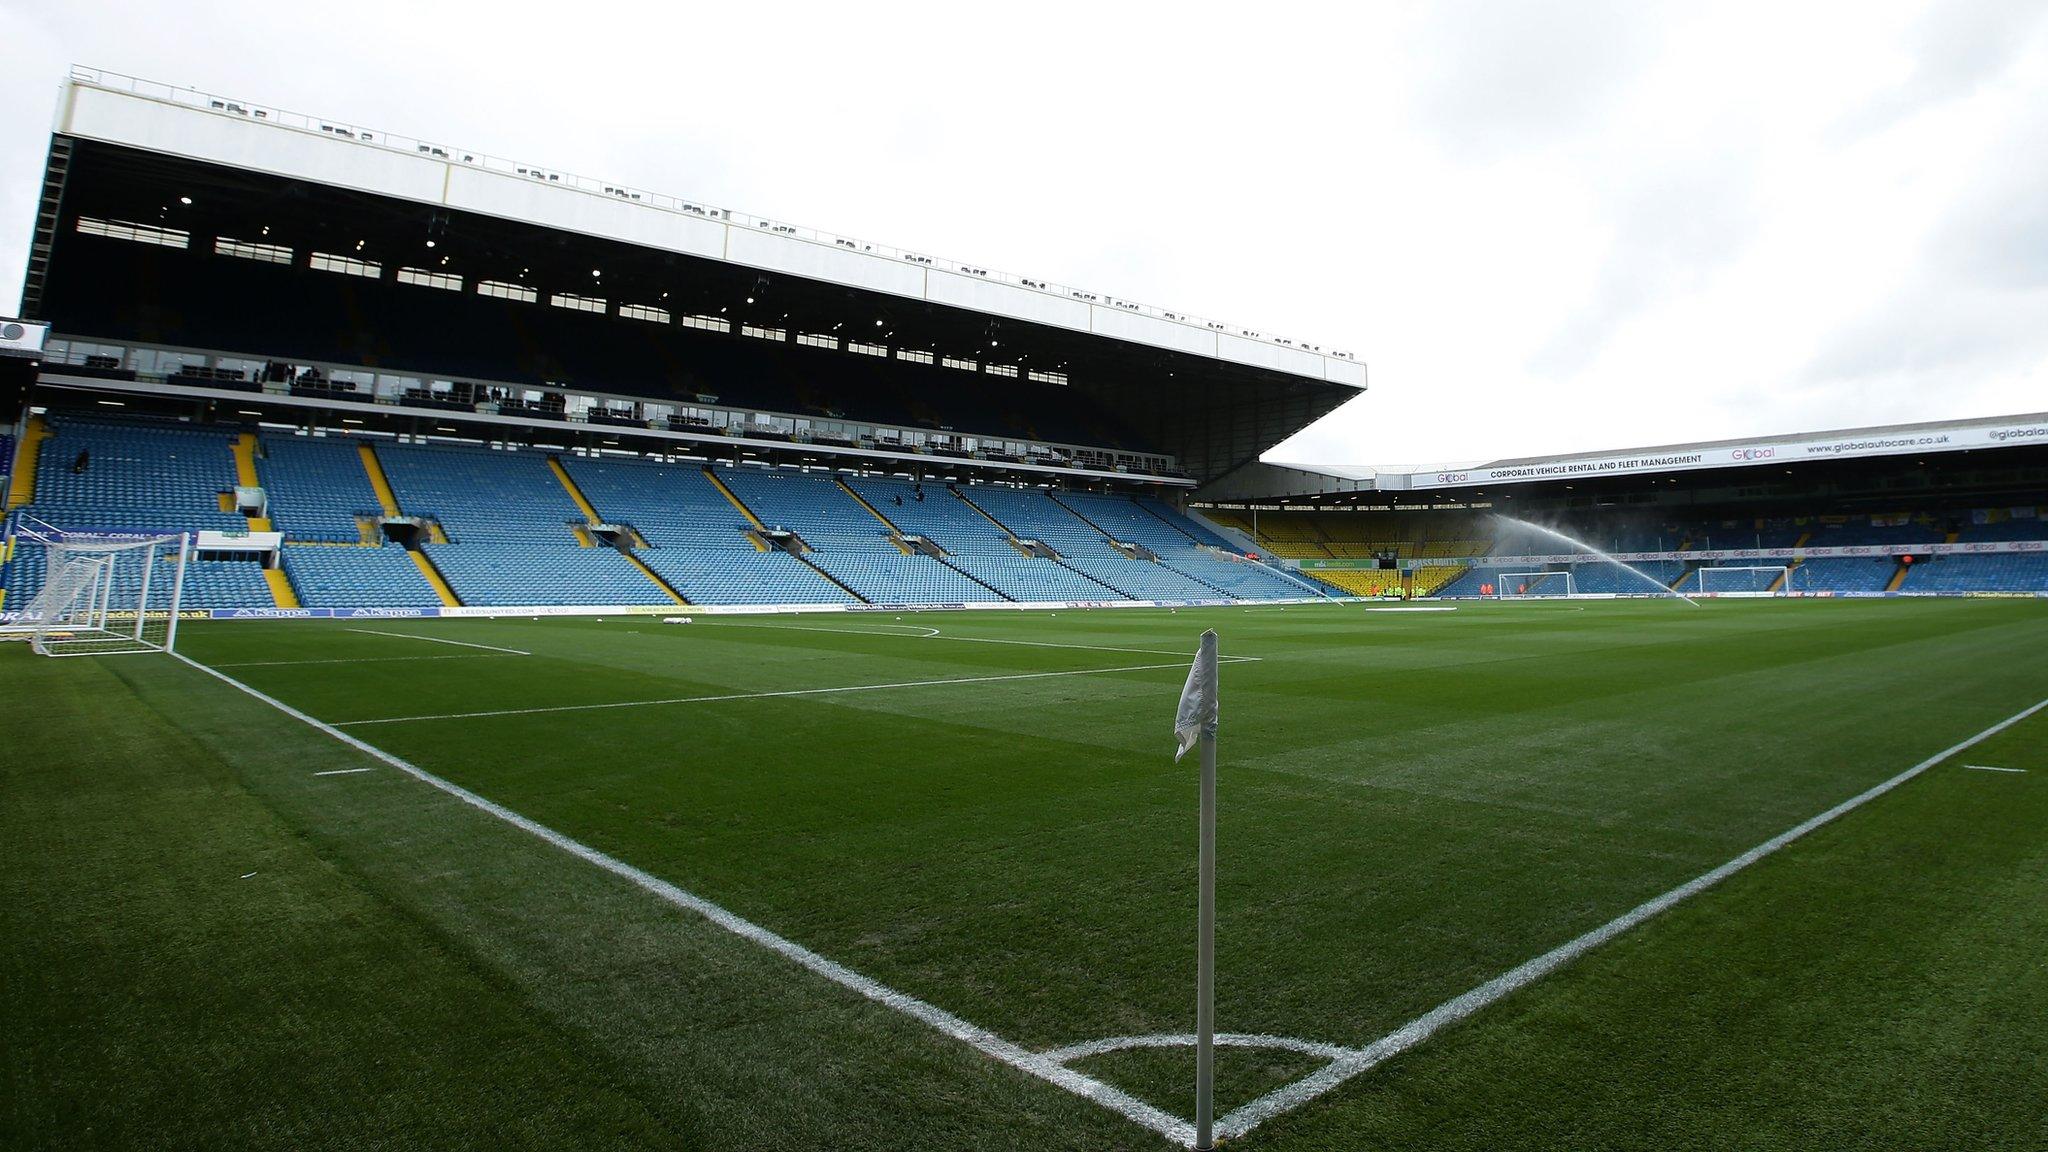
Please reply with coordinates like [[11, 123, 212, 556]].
[[2, 1, 2043, 468]]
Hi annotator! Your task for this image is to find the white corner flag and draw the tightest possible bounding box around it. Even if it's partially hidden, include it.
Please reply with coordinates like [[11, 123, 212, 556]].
[[1175, 628, 1221, 1150], [1174, 629, 1219, 762]]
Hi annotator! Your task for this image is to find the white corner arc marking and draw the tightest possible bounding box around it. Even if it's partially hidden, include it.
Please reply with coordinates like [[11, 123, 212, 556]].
[[1044, 1031, 1359, 1065]]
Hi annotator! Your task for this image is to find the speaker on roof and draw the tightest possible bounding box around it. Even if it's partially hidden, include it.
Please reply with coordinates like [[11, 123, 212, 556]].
[[0, 320, 49, 359]]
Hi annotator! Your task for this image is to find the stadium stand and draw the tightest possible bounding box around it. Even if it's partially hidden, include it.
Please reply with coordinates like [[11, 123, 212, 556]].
[[1052, 492, 1313, 600], [3, 415, 272, 609], [279, 543, 435, 607], [1787, 557, 1900, 593], [1569, 560, 1685, 594], [562, 456, 856, 606], [841, 476, 1115, 601], [713, 467, 999, 603], [29, 416, 246, 536], [258, 434, 382, 544], [376, 442, 671, 605], [11, 410, 2043, 609], [960, 486, 1231, 601], [1899, 553, 2048, 592]]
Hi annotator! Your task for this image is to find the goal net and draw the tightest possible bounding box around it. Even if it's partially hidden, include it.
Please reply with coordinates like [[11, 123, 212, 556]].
[[1686, 566, 1788, 597], [1497, 570, 1575, 598], [8, 533, 191, 656]]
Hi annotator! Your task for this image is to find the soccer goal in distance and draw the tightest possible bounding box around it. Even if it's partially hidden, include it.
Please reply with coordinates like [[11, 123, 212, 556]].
[[3, 532, 192, 656], [1684, 565, 1788, 597], [1496, 570, 1576, 598]]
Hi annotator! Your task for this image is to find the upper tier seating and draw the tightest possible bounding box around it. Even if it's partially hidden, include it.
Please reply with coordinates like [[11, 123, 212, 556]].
[[1803, 521, 1945, 548], [1957, 518, 2048, 542]]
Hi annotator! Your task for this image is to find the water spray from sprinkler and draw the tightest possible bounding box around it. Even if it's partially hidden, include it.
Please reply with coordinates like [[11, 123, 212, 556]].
[[1492, 515, 1701, 607]]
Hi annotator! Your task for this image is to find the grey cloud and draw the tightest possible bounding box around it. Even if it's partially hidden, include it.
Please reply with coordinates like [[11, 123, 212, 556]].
[[1413, 0, 1664, 154], [1833, 0, 2048, 137], [1930, 107, 2048, 291], [1527, 152, 1762, 376]]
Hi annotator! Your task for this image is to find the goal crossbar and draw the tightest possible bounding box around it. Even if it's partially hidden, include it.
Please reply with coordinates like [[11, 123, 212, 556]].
[[9, 532, 192, 656], [1496, 570, 1576, 598], [1689, 565, 1789, 597]]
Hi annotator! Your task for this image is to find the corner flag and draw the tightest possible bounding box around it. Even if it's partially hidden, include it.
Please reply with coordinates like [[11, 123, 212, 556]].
[[1174, 629, 1219, 761], [1175, 628, 1221, 1150]]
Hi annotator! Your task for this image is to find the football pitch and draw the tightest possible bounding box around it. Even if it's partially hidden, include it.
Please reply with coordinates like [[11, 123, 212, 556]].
[[6, 598, 2047, 1150]]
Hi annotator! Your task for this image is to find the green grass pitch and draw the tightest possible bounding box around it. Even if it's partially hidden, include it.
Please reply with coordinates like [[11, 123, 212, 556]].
[[5, 598, 2046, 1150]]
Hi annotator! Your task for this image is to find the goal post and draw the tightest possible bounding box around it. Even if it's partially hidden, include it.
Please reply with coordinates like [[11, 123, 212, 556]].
[[1496, 570, 1575, 598], [1687, 565, 1789, 597], [6, 531, 192, 656]]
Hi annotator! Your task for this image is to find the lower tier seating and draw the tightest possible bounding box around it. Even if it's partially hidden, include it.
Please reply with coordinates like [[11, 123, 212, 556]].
[[282, 545, 436, 607]]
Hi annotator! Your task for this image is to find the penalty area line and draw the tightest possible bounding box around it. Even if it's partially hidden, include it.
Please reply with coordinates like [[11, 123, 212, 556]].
[[345, 627, 530, 655], [168, 651, 1193, 1146], [1215, 694, 2048, 1142], [1962, 764, 2026, 773]]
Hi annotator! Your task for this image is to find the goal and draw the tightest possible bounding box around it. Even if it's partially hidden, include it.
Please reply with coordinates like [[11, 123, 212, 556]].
[[1497, 570, 1576, 598], [1686, 566, 1788, 597], [6, 532, 191, 656]]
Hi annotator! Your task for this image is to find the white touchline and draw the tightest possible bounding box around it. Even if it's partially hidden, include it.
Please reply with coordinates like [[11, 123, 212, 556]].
[[1962, 764, 2026, 773], [345, 627, 531, 656], [172, 652, 1194, 1146], [312, 767, 376, 776], [1212, 694, 2048, 1142], [334, 660, 1239, 728]]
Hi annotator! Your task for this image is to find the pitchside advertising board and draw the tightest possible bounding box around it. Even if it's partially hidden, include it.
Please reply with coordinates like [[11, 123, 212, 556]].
[[1393, 419, 2048, 490], [202, 598, 1309, 621]]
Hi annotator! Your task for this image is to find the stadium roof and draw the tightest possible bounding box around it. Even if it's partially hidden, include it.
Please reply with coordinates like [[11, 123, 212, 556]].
[[26, 69, 1365, 485], [1202, 411, 2048, 502]]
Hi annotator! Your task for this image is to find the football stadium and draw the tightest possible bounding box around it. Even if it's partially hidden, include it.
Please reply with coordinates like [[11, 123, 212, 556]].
[[5, 64, 2047, 1152]]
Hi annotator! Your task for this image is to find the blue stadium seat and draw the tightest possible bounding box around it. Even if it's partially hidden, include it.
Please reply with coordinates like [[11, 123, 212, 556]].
[[564, 457, 857, 605], [377, 442, 671, 606]]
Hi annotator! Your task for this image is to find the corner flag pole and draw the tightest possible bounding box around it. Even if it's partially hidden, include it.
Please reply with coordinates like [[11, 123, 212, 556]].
[[1175, 629, 1221, 1150]]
